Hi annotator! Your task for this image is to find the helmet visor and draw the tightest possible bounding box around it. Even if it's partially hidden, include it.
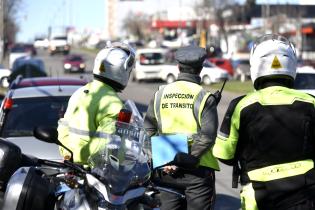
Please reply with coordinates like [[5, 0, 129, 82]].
[[252, 34, 296, 55]]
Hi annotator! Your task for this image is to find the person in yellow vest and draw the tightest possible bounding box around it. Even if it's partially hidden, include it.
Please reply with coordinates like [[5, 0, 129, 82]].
[[57, 42, 135, 164], [213, 34, 315, 210], [144, 45, 220, 210]]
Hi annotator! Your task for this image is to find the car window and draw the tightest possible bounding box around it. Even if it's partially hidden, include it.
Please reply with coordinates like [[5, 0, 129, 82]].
[[294, 73, 315, 89], [53, 36, 67, 40], [215, 60, 224, 65], [1, 96, 70, 137], [203, 60, 215, 68], [139, 53, 165, 65]]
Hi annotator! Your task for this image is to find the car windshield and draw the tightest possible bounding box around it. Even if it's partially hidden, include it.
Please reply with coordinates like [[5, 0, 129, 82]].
[[67, 56, 83, 62], [53, 36, 67, 40], [139, 53, 164, 65], [1, 96, 69, 137], [203, 60, 215, 68], [294, 73, 315, 89]]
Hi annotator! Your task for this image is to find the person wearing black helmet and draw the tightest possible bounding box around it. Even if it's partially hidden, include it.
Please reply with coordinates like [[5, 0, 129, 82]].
[[57, 42, 136, 164], [144, 45, 220, 210]]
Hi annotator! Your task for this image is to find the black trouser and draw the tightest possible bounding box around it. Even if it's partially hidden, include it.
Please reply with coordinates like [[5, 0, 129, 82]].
[[155, 166, 215, 210]]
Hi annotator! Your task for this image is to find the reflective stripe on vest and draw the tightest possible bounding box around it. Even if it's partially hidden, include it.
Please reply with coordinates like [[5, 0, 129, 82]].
[[247, 159, 314, 182], [153, 81, 219, 170], [58, 119, 112, 138]]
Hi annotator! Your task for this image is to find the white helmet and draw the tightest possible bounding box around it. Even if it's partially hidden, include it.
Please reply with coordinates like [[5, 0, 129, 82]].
[[93, 42, 135, 90], [250, 34, 297, 89]]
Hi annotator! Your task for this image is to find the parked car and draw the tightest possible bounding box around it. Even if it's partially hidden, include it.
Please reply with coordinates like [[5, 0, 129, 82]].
[[294, 66, 315, 96], [208, 58, 234, 77], [63, 54, 86, 73], [0, 77, 88, 160]]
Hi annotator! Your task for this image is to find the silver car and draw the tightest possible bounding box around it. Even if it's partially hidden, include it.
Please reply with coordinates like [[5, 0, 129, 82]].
[[0, 77, 88, 161]]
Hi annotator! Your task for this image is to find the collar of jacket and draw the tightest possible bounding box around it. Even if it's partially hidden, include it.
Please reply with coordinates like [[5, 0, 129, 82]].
[[88, 79, 118, 95], [177, 72, 201, 84], [93, 75, 122, 92]]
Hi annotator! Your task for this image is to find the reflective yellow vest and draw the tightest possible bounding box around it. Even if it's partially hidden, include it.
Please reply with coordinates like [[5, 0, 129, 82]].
[[154, 81, 219, 170], [58, 80, 123, 164]]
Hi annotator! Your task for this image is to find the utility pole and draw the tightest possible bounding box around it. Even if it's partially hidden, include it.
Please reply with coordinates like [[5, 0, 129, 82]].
[[0, 0, 4, 63]]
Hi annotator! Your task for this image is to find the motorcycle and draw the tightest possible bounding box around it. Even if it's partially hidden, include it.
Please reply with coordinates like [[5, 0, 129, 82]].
[[1, 100, 161, 210]]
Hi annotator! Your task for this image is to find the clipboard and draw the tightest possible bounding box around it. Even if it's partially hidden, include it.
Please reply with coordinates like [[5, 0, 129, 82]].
[[151, 134, 188, 169]]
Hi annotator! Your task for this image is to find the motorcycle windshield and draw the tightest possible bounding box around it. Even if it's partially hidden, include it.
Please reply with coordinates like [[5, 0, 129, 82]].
[[88, 122, 151, 195]]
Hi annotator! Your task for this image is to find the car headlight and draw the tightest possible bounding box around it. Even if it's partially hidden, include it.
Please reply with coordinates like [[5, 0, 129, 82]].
[[64, 63, 71, 69], [80, 63, 85, 68]]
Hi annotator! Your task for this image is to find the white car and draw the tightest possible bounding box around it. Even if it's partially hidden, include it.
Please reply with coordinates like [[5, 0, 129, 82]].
[[132, 48, 178, 83], [294, 66, 315, 96], [200, 60, 229, 85], [33, 38, 49, 49], [133, 48, 228, 84]]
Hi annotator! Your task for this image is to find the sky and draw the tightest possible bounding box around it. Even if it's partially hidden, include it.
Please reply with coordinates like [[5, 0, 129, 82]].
[[16, 0, 309, 43]]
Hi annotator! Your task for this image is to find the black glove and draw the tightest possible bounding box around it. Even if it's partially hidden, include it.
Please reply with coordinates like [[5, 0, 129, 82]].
[[173, 152, 199, 169]]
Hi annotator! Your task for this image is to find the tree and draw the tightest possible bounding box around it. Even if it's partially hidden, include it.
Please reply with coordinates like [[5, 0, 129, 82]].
[[194, 0, 236, 54], [121, 11, 151, 41], [3, 0, 22, 53]]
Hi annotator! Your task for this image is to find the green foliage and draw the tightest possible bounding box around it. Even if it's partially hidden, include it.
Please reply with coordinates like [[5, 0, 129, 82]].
[[205, 80, 254, 94]]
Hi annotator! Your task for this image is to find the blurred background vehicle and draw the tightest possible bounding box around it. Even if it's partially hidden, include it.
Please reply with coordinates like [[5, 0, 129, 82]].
[[49, 36, 70, 56], [9, 44, 34, 69], [201, 60, 229, 85], [208, 58, 234, 77], [63, 54, 86, 73], [132, 48, 228, 85], [33, 37, 49, 49], [0, 77, 88, 160], [294, 66, 315, 96], [6, 56, 47, 85], [132, 48, 171, 82]]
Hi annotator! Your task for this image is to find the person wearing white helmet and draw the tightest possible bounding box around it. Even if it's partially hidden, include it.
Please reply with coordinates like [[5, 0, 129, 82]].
[[57, 42, 135, 164], [213, 34, 315, 209]]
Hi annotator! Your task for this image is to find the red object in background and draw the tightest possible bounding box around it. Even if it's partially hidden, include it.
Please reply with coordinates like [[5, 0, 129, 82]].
[[151, 20, 197, 29], [63, 54, 86, 72], [118, 109, 132, 123], [208, 58, 234, 76]]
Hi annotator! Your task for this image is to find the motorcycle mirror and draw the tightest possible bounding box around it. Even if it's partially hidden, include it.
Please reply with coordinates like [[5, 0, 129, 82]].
[[33, 126, 59, 144], [33, 126, 74, 162]]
